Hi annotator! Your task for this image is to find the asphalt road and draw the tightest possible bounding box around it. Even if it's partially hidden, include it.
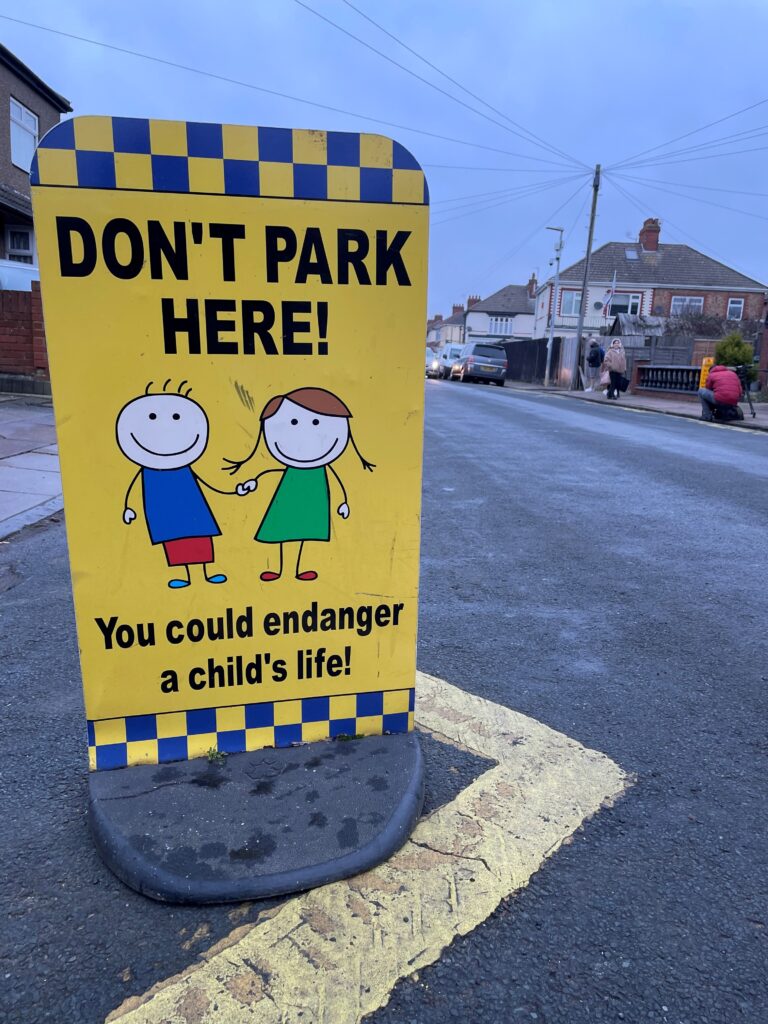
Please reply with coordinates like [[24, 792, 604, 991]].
[[2, 381, 767, 1023], [388, 381, 767, 1024]]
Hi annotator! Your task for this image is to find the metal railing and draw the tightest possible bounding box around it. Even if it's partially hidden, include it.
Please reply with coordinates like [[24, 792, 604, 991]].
[[636, 365, 700, 393]]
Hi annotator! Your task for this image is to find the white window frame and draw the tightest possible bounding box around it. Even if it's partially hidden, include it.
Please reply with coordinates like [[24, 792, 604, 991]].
[[561, 290, 582, 316], [670, 295, 704, 315], [5, 224, 35, 264], [727, 298, 744, 321], [488, 315, 512, 335], [9, 97, 38, 172], [609, 292, 642, 316]]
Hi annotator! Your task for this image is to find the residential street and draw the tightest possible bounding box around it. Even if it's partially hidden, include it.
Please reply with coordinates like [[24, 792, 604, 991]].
[[2, 381, 767, 1023]]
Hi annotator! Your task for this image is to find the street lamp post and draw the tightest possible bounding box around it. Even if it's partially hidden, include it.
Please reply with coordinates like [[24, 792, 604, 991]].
[[544, 226, 564, 388]]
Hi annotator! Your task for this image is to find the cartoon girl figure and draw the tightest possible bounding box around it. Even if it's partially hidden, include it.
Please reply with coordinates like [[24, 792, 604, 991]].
[[224, 387, 374, 582]]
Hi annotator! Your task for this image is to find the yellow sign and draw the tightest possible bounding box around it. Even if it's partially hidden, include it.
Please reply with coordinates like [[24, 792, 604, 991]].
[[32, 117, 429, 770], [699, 356, 714, 388]]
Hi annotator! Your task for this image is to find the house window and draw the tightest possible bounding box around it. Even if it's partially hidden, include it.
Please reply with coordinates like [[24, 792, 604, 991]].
[[488, 316, 512, 335], [10, 98, 38, 171], [608, 293, 642, 315], [5, 225, 34, 264], [727, 298, 744, 321], [561, 290, 582, 316], [670, 295, 704, 315]]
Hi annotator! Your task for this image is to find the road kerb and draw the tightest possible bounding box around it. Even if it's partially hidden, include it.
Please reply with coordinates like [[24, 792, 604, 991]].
[[107, 671, 630, 1024]]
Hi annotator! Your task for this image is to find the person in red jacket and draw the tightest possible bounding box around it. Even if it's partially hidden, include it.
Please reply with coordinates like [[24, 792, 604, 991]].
[[699, 364, 742, 421]]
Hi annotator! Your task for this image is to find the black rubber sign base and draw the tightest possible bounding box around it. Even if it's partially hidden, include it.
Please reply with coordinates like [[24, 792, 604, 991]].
[[88, 732, 424, 904]]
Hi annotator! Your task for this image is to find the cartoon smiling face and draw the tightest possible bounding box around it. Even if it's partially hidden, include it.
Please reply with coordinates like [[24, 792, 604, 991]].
[[116, 394, 209, 470], [262, 397, 350, 469]]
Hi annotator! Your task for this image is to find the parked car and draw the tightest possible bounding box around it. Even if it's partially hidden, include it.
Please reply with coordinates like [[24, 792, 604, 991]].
[[425, 348, 441, 378], [449, 342, 507, 386]]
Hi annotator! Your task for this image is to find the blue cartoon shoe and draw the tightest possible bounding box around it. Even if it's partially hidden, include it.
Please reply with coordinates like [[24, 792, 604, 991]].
[[168, 578, 190, 589], [206, 574, 227, 584]]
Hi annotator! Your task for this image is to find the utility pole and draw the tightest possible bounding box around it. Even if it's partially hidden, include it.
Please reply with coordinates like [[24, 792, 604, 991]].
[[572, 163, 601, 389], [544, 226, 564, 388]]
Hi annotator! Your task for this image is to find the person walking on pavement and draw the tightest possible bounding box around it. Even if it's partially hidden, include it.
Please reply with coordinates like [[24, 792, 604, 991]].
[[698, 364, 742, 421], [602, 339, 627, 400], [585, 338, 605, 392]]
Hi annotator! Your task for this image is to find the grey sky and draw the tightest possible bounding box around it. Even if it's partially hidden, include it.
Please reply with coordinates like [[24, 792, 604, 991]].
[[6, 0, 768, 316]]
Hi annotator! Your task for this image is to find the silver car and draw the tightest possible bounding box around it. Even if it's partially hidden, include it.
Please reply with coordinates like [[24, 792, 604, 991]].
[[425, 349, 441, 378]]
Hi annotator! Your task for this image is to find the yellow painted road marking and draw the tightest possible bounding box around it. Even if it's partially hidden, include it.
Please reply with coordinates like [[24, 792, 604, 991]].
[[107, 672, 630, 1024]]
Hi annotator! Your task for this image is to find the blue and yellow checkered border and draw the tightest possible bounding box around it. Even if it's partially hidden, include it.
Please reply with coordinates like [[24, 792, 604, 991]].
[[31, 116, 429, 205], [87, 688, 415, 771]]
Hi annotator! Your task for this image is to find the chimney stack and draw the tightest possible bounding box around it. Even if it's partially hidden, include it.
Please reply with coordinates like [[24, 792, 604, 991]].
[[452, 303, 465, 317], [639, 218, 660, 252], [431, 313, 443, 322], [527, 273, 538, 298], [467, 294, 481, 308]]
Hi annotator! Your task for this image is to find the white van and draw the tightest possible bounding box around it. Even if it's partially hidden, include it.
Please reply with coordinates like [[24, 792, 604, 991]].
[[436, 343, 464, 379]]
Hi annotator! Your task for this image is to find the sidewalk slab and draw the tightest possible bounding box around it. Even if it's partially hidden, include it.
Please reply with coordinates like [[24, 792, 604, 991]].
[[0, 465, 62, 495], [0, 490, 53, 520], [0, 439, 37, 459], [0, 421, 57, 444], [0, 396, 62, 537], [2, 452, 60, 473], [0, 494, 63, 539]]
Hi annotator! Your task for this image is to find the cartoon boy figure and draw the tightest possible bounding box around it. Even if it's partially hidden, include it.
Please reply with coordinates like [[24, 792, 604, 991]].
[[224, 387, 374, 582], [118, 382, 237, 589]]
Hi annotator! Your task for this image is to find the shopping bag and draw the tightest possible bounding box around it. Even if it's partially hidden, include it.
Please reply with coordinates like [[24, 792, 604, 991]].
[[599, 370, 610, 386]]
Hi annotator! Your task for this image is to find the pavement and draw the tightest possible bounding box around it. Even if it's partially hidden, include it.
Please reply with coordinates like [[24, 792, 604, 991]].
[[3, 381, 768, 1022], [0, 394, 62, 539], [505, 379, 768, 429]]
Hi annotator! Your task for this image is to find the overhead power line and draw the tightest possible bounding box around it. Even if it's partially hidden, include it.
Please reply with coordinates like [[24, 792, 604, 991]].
[[614, 123, 768, 171], [611, 143, 768, 171], [339, 0, 588, 169], [562, 189, 592, 250], [604, 175, 721, 256], [612, 172, 768, 224], [293, 0, 579, 169], [0, 13, 567, 165], [603, 174, 760, 278], [422, 164, 578, 173], [432, 174, 587, 227], [432, 179, 578, 207], [477, 179, 591, 285], [610, 175, 768, 199], [611, 95, 768, 169]]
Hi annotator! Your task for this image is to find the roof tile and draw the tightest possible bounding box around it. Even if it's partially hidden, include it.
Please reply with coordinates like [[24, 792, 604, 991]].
[[557, 242, 765, 290]]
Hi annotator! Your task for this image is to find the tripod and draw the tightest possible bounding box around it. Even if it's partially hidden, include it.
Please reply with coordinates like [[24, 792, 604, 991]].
[[735, 365, 757, 419]]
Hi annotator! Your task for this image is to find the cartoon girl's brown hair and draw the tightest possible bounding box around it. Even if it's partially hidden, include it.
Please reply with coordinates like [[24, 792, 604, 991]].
[[260, 388, 352, 421]]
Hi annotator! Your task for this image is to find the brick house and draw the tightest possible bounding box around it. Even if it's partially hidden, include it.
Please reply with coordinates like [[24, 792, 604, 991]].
[[533, 219, 766, 384], [0, 44, 70, 389]]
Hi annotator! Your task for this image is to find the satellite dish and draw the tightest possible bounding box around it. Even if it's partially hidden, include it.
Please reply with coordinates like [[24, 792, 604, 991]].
[[594, 301, 603, 310]]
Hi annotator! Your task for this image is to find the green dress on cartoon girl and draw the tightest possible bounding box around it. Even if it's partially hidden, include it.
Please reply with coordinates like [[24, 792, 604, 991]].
[[224, 387, 374, 582], [256, 466, 330, 544]]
